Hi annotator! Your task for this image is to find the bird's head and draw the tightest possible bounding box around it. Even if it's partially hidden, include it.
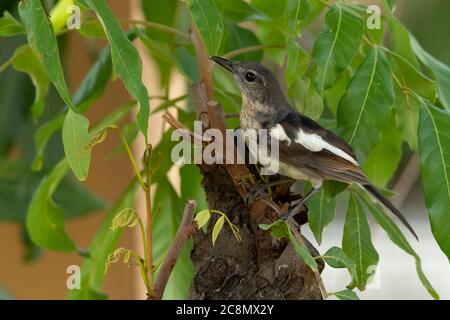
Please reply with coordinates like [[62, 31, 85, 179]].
[[211, 56, 285, 107]]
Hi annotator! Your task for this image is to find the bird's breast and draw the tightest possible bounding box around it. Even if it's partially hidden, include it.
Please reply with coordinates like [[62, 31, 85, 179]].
[[240, 101, 274, 131]]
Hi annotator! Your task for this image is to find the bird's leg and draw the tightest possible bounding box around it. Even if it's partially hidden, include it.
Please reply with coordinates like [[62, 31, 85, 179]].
[[244, 178, 295, 208], [280, 185, 321, 221]]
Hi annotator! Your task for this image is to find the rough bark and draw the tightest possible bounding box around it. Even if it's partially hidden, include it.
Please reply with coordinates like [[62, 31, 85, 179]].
[[189, 165, 324, 300]]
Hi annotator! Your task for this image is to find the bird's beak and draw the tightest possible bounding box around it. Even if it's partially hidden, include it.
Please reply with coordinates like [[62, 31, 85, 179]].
[[210, 56, 234, 73]]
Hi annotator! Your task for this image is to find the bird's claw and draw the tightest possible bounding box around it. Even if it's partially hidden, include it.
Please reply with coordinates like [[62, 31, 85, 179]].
[[245, 183, 270, 208], [279, 210, 293, 222]]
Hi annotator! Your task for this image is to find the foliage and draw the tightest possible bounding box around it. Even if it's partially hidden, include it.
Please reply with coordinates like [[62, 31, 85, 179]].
[[0, 0, 449, 300]]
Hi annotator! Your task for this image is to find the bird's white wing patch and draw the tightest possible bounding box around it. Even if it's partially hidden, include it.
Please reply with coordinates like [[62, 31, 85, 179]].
[[294, 129, 358, 165], [270, 124, 291, 145], [270, 124, 358, 165]]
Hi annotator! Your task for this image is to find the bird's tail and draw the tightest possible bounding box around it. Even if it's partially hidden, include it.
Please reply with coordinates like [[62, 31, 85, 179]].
[[363, 184, 418, 240]]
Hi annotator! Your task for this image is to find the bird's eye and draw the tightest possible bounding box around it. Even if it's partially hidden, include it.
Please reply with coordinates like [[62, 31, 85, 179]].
[[245, 72, 256, 82]]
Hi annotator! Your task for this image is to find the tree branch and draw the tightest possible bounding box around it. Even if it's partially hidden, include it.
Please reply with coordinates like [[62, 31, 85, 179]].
[[151, 200, 198, 300], [223, 44, 284, 60]]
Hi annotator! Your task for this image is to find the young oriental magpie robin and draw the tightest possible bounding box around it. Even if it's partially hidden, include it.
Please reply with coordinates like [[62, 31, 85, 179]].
[[211, 56, 418, 240]]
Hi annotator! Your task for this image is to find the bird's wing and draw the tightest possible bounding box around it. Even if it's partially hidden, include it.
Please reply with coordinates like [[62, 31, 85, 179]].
[[306, 150, 368, 184], [270, 110, 367, 184]]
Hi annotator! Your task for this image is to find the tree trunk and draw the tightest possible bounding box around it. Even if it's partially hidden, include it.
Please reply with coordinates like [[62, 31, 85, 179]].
[[189, 165, 324, 300]]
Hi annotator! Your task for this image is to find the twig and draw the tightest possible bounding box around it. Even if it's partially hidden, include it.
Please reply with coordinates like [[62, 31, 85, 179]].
[[225, 113, 240, 119], [162, 111, 209, 144], [144, 146, 154, 295], [151, 200, 198, 300], [391, 153, 420, 207], [191, 25, 214, 99], [223, 44, 285, 60], [120, 19, 190, 40], [288, 222, 328, 300]]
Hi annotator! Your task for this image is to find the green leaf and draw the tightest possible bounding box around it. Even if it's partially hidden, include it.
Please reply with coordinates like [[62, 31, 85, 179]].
[[388, 50, 436, 103], [323, 180, 348, 198], [393, 83, 421, 150], [259, 219, 290, 239], [12, 46, 50, 122], [0, 11, 24, 36], [363, 196, 439, 299], [307, 188, 336, 245], [389, 20, 420, 69], [141, 0, 177, 87], [323, 69, 351, 115], [322, 246, 357, 286], [69, 180, 140, 299], [221, 22, 262, 61], [26, 160, 76, 252], [32, 116, 64, 171], [334, 289, 359, 300], [180, 162, 207, 210], [342, 194, 379, 290], [418, 103, 450, 262], [62, 109, 91, 182], [312, 3, 364, 93], [323, 246, 354, 268], [195, 209, 211, 229], [288, 77, 323, 120], [18, 0, 75, 110], [0, 159, 104, 222], [212, 215, 225, 245], [337, 47, 394, 161], [79, 0, 150, 141], [285, 0, 311, 36], [31, 40, 122, 171], [285, 38, 310, 86], [260, 220, 318, 271], [251, 0, 287, 21], [384, 0, 396, 10], [72, 44, 115, 112], [363, 115, 402, 187], [411, 36, 450, 111], [387, 20, 436, 103], [287, 225, 318, 272], [216, 0, 270, 22], [187, 0, 224, 55]]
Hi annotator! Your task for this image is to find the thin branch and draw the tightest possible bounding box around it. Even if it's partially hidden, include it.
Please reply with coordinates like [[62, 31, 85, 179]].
[[225, 113, 240, 119], [120, 19, 190, 40], [144, 146, 154, 295], [151, 200, 198, 300], [391, 153, 420, 207], [223, 44, 285, 60], [162, 111, 210, 144], [191, 25, 214, 99]]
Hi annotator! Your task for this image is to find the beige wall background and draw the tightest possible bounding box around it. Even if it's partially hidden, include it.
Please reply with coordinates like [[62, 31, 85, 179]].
[[1, 0, 140, 300]]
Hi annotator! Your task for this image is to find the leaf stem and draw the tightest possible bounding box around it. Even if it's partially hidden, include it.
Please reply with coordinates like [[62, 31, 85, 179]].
[[111, 126, 146, 188], [137, 216, 151, 294]]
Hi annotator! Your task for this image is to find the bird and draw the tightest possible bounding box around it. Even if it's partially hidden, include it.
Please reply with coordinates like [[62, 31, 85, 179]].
[[211, 56, 418, 240]]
